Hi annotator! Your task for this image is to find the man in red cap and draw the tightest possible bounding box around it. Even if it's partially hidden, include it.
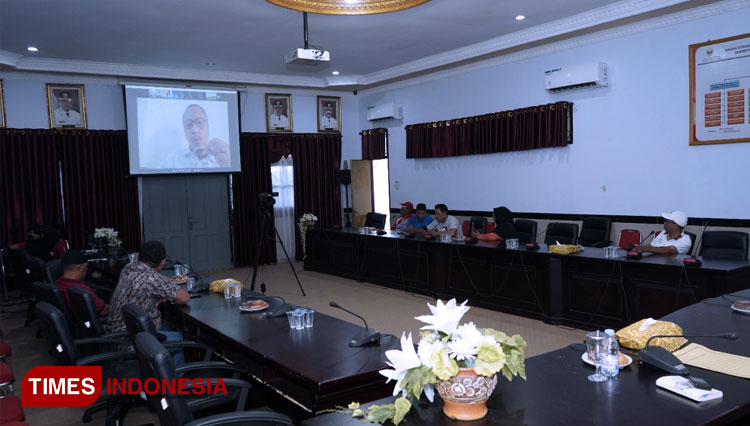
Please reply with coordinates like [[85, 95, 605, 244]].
[[391, 201, 414, 231]]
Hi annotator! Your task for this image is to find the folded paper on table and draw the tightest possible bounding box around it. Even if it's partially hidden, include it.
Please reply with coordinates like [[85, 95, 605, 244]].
[[616, 318, 686, 351], [673, 343, 750, 379]]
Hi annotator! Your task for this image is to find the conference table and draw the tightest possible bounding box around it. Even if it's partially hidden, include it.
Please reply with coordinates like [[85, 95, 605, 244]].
[[161, 290, 392, 419], [303, 288, 750, 426], [304, 228, 750, 330]]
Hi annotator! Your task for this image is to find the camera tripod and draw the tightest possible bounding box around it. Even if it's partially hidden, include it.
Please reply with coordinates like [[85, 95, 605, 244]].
[[250, 207, 306, 296]]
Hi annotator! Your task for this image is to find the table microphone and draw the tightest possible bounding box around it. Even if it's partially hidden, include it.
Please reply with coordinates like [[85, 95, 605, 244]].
[[626, 231, 655, 259], [684, 222, 709, 267], [638, 332, 737, 376], [329, 301, 381, 347], [263, 295, 291, 318]]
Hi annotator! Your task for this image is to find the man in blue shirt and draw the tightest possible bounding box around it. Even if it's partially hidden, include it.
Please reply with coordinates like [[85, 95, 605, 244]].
[[404, 203, 434, 235]]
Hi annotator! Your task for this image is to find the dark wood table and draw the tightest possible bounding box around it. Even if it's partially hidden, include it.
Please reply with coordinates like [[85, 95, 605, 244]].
[[305, 228, 750, 330], [162, 291, 392, 419], [303, 289, 750, 426]]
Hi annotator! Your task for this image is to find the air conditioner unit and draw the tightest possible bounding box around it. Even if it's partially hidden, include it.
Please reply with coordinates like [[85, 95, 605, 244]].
[[367, 102, 402, 121], [545, 62, 607, 92]]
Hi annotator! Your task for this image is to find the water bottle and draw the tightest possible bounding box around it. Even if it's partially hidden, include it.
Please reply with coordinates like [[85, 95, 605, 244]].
[[601, 329, 619, 379]]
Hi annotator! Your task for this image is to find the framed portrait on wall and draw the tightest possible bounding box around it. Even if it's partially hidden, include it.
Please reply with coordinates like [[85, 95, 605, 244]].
[[0, 80, 5, 128], [317, 95, 341, 133], [265, 93, 293, 132], [46, 84, 87, 129]]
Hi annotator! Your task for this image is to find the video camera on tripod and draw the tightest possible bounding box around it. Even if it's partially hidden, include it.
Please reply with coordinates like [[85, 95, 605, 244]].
[[257, 192, 279, 210]]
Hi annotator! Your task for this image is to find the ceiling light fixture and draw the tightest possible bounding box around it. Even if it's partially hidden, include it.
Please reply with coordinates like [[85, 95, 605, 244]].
[[27, 46, 38, 52], [515, 15, 525, 20], [267, 0, 430, 15], [332, 71, 340, 75]]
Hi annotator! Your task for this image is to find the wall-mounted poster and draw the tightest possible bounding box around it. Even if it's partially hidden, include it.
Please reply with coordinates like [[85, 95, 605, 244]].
[[690, 33, 750, 145], [47, 84, 87, 129]]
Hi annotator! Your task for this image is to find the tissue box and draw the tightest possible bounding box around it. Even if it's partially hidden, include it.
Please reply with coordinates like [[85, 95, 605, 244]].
[[210, 278, 241, 293], [616, 318, 686, 351], [547, 244, 580, 255]]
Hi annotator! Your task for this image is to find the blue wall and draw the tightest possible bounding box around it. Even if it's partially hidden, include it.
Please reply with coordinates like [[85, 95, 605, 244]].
[[0, 75, 360, 162], [357, 7, 750, 219]]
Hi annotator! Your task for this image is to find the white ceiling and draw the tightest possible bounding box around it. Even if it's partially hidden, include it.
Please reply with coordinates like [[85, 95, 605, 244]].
[[0, 0, 719, 89]]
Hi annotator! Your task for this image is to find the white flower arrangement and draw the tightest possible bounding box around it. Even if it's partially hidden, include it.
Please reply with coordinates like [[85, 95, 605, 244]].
[[94, 227, 122, 247], [342, 299, 527, 424], [298, 213, 318, 259]]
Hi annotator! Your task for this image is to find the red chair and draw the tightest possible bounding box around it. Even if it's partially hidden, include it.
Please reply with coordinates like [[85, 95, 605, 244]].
[[462, 221, 470, 236], [0, 396, 25, 423], [486, 223, 496, 234], [52, 240, 69, 259], [0, 341, 10, 359], [0, 363, 15, 396], [618, 229, 641, 250]]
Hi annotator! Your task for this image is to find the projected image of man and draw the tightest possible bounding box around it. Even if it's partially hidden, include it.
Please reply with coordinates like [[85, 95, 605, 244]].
[[162, 104, 230, 168]]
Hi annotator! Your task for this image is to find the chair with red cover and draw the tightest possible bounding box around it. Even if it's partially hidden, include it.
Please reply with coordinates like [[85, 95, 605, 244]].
[[618, 229, 641, 250]]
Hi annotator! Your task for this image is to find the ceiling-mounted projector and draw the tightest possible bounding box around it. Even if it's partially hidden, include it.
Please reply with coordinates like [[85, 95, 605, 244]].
[[286, 48, 330, 64]]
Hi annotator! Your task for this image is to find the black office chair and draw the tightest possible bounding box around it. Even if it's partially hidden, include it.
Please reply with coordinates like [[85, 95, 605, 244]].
[[468, 216, 487, 234], [121, 304, 212, 361], [32, 281, 81, 337], [68, 286, 128, 341], [577, 216, 612, 248], [514, 219, 538, 244], [44, 258, 62, 284], [685, 231, 697, 256], [134, 332, 293, 426], [364, 212, 387, 229], [34, 302, 139, 425], [699, 231, 749, 260], [545, 223, 579, 245]]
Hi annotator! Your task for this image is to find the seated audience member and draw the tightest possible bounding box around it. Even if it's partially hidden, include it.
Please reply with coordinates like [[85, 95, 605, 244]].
[[55, 250, 109, 316], [472, 206, 518, 241], [105, 241, 189, 362], [426, 204, 463, 237], [637, 211, 692, 255], [404, 203, 434, 235], [391, 201, 414, 231], [11, 225, 59, 261]]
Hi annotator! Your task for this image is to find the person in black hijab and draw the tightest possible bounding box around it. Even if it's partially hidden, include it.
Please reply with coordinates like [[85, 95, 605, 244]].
[[492, 206, 518, 240], [472, 206, 518, 241]]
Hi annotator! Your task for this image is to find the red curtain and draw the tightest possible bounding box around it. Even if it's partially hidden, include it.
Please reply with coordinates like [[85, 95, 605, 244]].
[[361, 128, 387, 160], [0, 129, 63, 247], [405, 101, 572, 158], [231, 133, 275, 267], [231, 133, 342, 263], [58, 130, 141, 250], [290, 133, 342, 260]]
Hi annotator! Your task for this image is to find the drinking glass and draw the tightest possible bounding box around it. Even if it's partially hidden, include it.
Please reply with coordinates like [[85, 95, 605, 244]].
[[186, 277, 195, 291], [292, 309, 305, 330], [586, 330, 607, 382], [303, 309, 314, 328], [128, 252, 137, 263], [506, 238, 519, 250]]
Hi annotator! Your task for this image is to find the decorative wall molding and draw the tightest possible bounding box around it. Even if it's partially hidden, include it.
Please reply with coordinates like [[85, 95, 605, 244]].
[[1, 0, 747, 91], [359, 0, 749, 95]]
